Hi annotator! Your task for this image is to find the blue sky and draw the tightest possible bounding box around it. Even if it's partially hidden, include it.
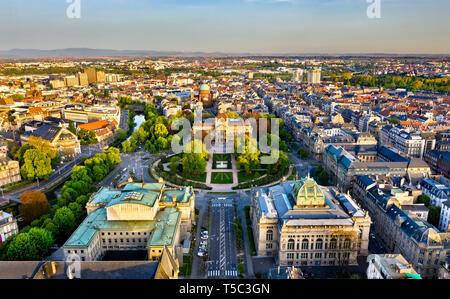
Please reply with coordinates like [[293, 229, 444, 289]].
[[0, 0, 449, 54]]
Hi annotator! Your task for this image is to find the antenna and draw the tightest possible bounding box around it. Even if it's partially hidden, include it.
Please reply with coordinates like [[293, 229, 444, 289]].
[[141, 167, 144, 188]]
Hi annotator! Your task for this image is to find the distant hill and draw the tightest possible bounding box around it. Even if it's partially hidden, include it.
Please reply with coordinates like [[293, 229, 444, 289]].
[[0, 48, 232, 58], [0, 48, 447, 58]]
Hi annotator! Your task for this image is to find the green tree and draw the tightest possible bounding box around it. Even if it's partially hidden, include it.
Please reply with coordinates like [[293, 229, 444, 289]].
[[6, 233, 38, 260], [28, 227, 54, 258], [417, 194, 431, 206], [53, 207, 76, 237], [68, 202, 85, 224], [68, 121, 77, 134], [20, 149, 52, 180]]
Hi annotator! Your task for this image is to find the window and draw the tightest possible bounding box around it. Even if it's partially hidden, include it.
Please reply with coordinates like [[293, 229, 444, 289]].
[[287, 253, 294, 260], [315, 253, 322, 259], [315, 239, 323, 250], [343, 239, 351, 249], [266, 230, 273, 241], [301, 239, 309, 250], [266, 243, 272, 249], [287, 239, 295, 250], [329, 239, 337, 249], [301, 253, 308, 259]]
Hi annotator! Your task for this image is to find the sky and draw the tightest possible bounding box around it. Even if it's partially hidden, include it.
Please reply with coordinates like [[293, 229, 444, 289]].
[[0, 0, 449, 54]]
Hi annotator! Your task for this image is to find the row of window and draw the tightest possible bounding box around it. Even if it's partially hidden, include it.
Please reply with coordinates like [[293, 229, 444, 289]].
[[285, 238, 352, 250], [286, 252, 350, 260], [102, 231, 147, 236]]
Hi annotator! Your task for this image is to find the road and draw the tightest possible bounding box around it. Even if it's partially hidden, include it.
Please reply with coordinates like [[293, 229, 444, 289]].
[[207, 197, 238, 278], [2, 144, 103, 203]]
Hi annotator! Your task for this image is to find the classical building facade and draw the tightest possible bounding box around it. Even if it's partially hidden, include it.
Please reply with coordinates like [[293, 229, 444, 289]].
[[20, 124, 81, 159], [353, 175, 450, 278], [250, 177, 371, 267], [63, 181, 195, 264]]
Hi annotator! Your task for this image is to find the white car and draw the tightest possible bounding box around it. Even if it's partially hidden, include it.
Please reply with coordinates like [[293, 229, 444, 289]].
[[200, 235, 208, 240], [197, 251, 205, 257]]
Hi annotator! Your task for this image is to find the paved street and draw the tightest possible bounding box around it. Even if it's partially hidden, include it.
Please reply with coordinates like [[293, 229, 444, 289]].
[[1, 144, 103, 203], [207, 197, 238, 278]]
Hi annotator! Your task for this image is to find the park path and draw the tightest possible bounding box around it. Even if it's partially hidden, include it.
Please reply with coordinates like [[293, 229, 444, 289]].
[[205, 154, 239, 191]]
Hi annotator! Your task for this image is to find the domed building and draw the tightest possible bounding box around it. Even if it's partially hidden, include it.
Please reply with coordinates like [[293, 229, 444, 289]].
[[250, 176, 371, 267], [198, 82, 212, 104]]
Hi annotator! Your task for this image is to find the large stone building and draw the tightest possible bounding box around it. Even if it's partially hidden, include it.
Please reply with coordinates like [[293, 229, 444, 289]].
[[0, 210, 19, 242], [20, 124, 81, 160], [323, 144, 431, 192], [353, 175, 450, 278], [63, 181, 195, 264], [250, 177, 371, 267]]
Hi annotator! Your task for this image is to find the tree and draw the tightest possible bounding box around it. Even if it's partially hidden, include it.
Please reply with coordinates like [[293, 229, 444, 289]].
[[28, 227, 54, 258], [53, 207, 76, 237], [20, 149, 52, 180], [27, 136, 58, 160], [267, 151, 291, 175], [427, 206, 441, 227], [19, 191, 50, 225], [388, 118, 400, 125], [152, 123, 168, 139], [115, 128, 127, 141], [77, 129, 98, 145], [182, 154, 207, 177], [68, 121, 77, 134], [68, 202, 85, 224], [6, 233, 38, 260], [417, 194, 431, 206], [297, 148, 309, 159], [318, 170, 329, 185], [14, 144, 34, 166]]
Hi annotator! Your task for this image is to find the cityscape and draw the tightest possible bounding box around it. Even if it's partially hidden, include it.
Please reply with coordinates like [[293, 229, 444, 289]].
[[0, 0, 449, 289]]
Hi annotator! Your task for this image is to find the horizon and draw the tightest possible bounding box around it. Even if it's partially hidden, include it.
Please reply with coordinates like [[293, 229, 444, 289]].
[[1, 0, 449, 54]]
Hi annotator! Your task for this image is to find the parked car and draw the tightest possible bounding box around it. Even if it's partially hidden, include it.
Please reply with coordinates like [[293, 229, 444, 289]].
[[201, 235, 208, 240], [197, 251, 205, 257]]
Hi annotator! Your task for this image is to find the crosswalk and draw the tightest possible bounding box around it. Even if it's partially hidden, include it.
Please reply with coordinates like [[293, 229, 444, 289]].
[[207, 270, 238, 278], [212, 203, 233, 207]]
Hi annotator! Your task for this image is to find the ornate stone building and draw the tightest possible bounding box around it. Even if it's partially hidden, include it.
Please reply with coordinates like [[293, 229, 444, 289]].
[[250, 177, 371, 267]]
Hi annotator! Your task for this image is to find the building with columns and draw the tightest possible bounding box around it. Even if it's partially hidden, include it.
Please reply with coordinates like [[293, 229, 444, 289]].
[[250, 176, 371, 267]]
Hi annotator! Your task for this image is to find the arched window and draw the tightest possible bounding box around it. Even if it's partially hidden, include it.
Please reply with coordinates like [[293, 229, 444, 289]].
[[287, 239, 295, 250], [266, 230, 273, 241], [315, 238, 323, 250], [343, 238, 351, 249], [301, 239, 309, 250], [329, 238, 337, 249]]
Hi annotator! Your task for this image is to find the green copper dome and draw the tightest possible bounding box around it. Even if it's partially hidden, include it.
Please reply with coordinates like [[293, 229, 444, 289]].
[[199, 83, 210, 91]]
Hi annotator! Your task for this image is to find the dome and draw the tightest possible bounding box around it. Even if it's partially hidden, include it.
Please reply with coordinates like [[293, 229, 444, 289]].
[[199, 83, 210, 91]]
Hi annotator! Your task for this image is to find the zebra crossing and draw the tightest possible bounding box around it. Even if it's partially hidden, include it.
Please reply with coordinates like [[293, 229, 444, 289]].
[[211, 203, 233, 207], [207, 270, 239, 278]]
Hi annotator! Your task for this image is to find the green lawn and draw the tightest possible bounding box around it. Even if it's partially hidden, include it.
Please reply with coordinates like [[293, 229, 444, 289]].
[[238, 171, 265, 183], [211, 172, 234, 184], [181, 172, 207, 183], [213, 154, 231, 161]]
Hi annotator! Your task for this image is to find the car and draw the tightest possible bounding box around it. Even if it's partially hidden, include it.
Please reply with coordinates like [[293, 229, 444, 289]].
[[197, 251, 205, 257], [200, 241, 207, 246], [201, 235, 208, 240], [202, 230, 209, 235], [201, 226, 208, 230]]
